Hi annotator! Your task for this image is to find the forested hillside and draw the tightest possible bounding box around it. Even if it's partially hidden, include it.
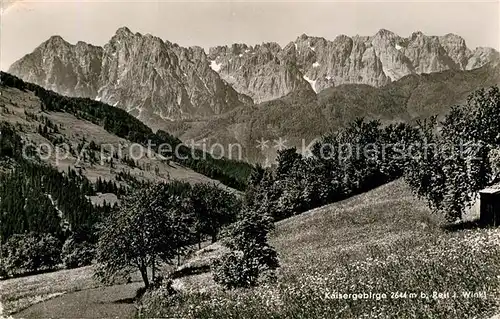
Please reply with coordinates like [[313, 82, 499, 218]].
[[0, 72, 255, 278], [0, 123, 112, 276], [0, 72, 254, 190]]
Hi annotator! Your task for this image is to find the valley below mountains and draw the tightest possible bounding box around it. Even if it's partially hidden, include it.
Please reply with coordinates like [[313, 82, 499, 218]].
[[8, 27, 500, 162]]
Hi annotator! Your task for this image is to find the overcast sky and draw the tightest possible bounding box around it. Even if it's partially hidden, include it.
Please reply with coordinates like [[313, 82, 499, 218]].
[[1, 0, 499, 70]]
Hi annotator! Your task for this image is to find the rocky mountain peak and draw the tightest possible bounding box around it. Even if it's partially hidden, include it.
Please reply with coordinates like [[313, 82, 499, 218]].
[[410, 31, 425, 40], [9, 27, 252, 128], [115, 26, 133, 36], [208, 40, 313, 103], [205, 29, 498, 100], [46, 35, 67, 44], [467, 47, 500, 70], [332, 34, 351, 43], [40, 35, 73, 51], [375, 28, 397, 39], [441, 33, 466, 42], [297, 33, 310, 41]]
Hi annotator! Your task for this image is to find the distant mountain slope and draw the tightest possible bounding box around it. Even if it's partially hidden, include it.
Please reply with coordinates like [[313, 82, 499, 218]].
[[0, 88, 227, 189], [9, 28, 499, 129], [8, 27, 253, 128], [174, 62, 500, 162], [0, 72, 253, 190]]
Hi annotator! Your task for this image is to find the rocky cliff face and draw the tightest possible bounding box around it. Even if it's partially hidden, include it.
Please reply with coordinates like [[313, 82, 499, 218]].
[[9, 28, 499, 120], [8, 35, 103, 98], [9, 27, 252, 127], [209, 29, 499, 101], [207, 43, 313, 103]]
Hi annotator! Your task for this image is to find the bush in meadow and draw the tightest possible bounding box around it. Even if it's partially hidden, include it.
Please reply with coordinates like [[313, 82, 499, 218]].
[[2, 232, 61, 275], [61, 235, 95, 269], [213, 209, 279, 288]]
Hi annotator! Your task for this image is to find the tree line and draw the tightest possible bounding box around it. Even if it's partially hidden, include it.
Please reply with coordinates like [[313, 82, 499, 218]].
[[245, 119, 423, 221]]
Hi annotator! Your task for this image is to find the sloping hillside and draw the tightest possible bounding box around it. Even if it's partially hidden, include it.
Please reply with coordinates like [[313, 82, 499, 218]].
[[1, 72, 255, 191], [0, 80, 245, 316], [0, 85, 236, 192], [153, 180, 500, 318], [2, 179, 435, 317], [6, 180, 500, 318], [272, 179, 441, 272], [169, 180, 441, 291]]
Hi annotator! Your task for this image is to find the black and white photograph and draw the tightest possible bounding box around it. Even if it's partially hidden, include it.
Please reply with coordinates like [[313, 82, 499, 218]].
[[0, 0, 499, 318]]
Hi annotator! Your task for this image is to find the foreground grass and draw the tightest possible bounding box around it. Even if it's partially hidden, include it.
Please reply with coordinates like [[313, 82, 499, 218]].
[[0, 266, 98, 315], [0, 265, 147, 318], [139, 180, 500, 318], [13, 282, 143, 319]]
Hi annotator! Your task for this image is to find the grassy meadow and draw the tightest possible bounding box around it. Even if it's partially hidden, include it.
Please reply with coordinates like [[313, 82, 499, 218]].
[[140, 180, 500, 318], [0, 265, 146, 318], [3, 180, 500, 318], [0, 266, 98, 315]]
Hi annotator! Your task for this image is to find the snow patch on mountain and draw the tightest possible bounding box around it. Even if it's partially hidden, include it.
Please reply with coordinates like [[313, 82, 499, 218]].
[[303, 75, 317, 93], [210, 60, 222, 72]]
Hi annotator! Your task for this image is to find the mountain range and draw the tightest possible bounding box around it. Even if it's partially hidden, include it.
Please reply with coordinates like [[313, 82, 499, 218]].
[[208, 30, 498, 102], [8, 27, 500, 162], [169, 61, 500, 162]]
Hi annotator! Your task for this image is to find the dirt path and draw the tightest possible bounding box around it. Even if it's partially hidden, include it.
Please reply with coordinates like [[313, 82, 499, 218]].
[[13, 282, 143, 319]]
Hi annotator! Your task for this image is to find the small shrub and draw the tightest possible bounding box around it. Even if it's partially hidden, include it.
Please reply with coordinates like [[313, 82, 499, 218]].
[[212, 251, 259, 288], [61, 237, 95, 269], [212, 210, 279, 289], [139, 277, 178, 317]]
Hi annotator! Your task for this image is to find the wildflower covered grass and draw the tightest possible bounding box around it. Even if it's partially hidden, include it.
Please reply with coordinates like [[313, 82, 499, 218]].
[[139, 180, 500, 318], [0, 266, 97, 314]]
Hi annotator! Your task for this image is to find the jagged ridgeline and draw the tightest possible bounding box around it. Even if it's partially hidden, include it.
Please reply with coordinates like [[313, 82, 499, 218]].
[[0, 123, 107, 240], [0, 72, 254, 190]]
